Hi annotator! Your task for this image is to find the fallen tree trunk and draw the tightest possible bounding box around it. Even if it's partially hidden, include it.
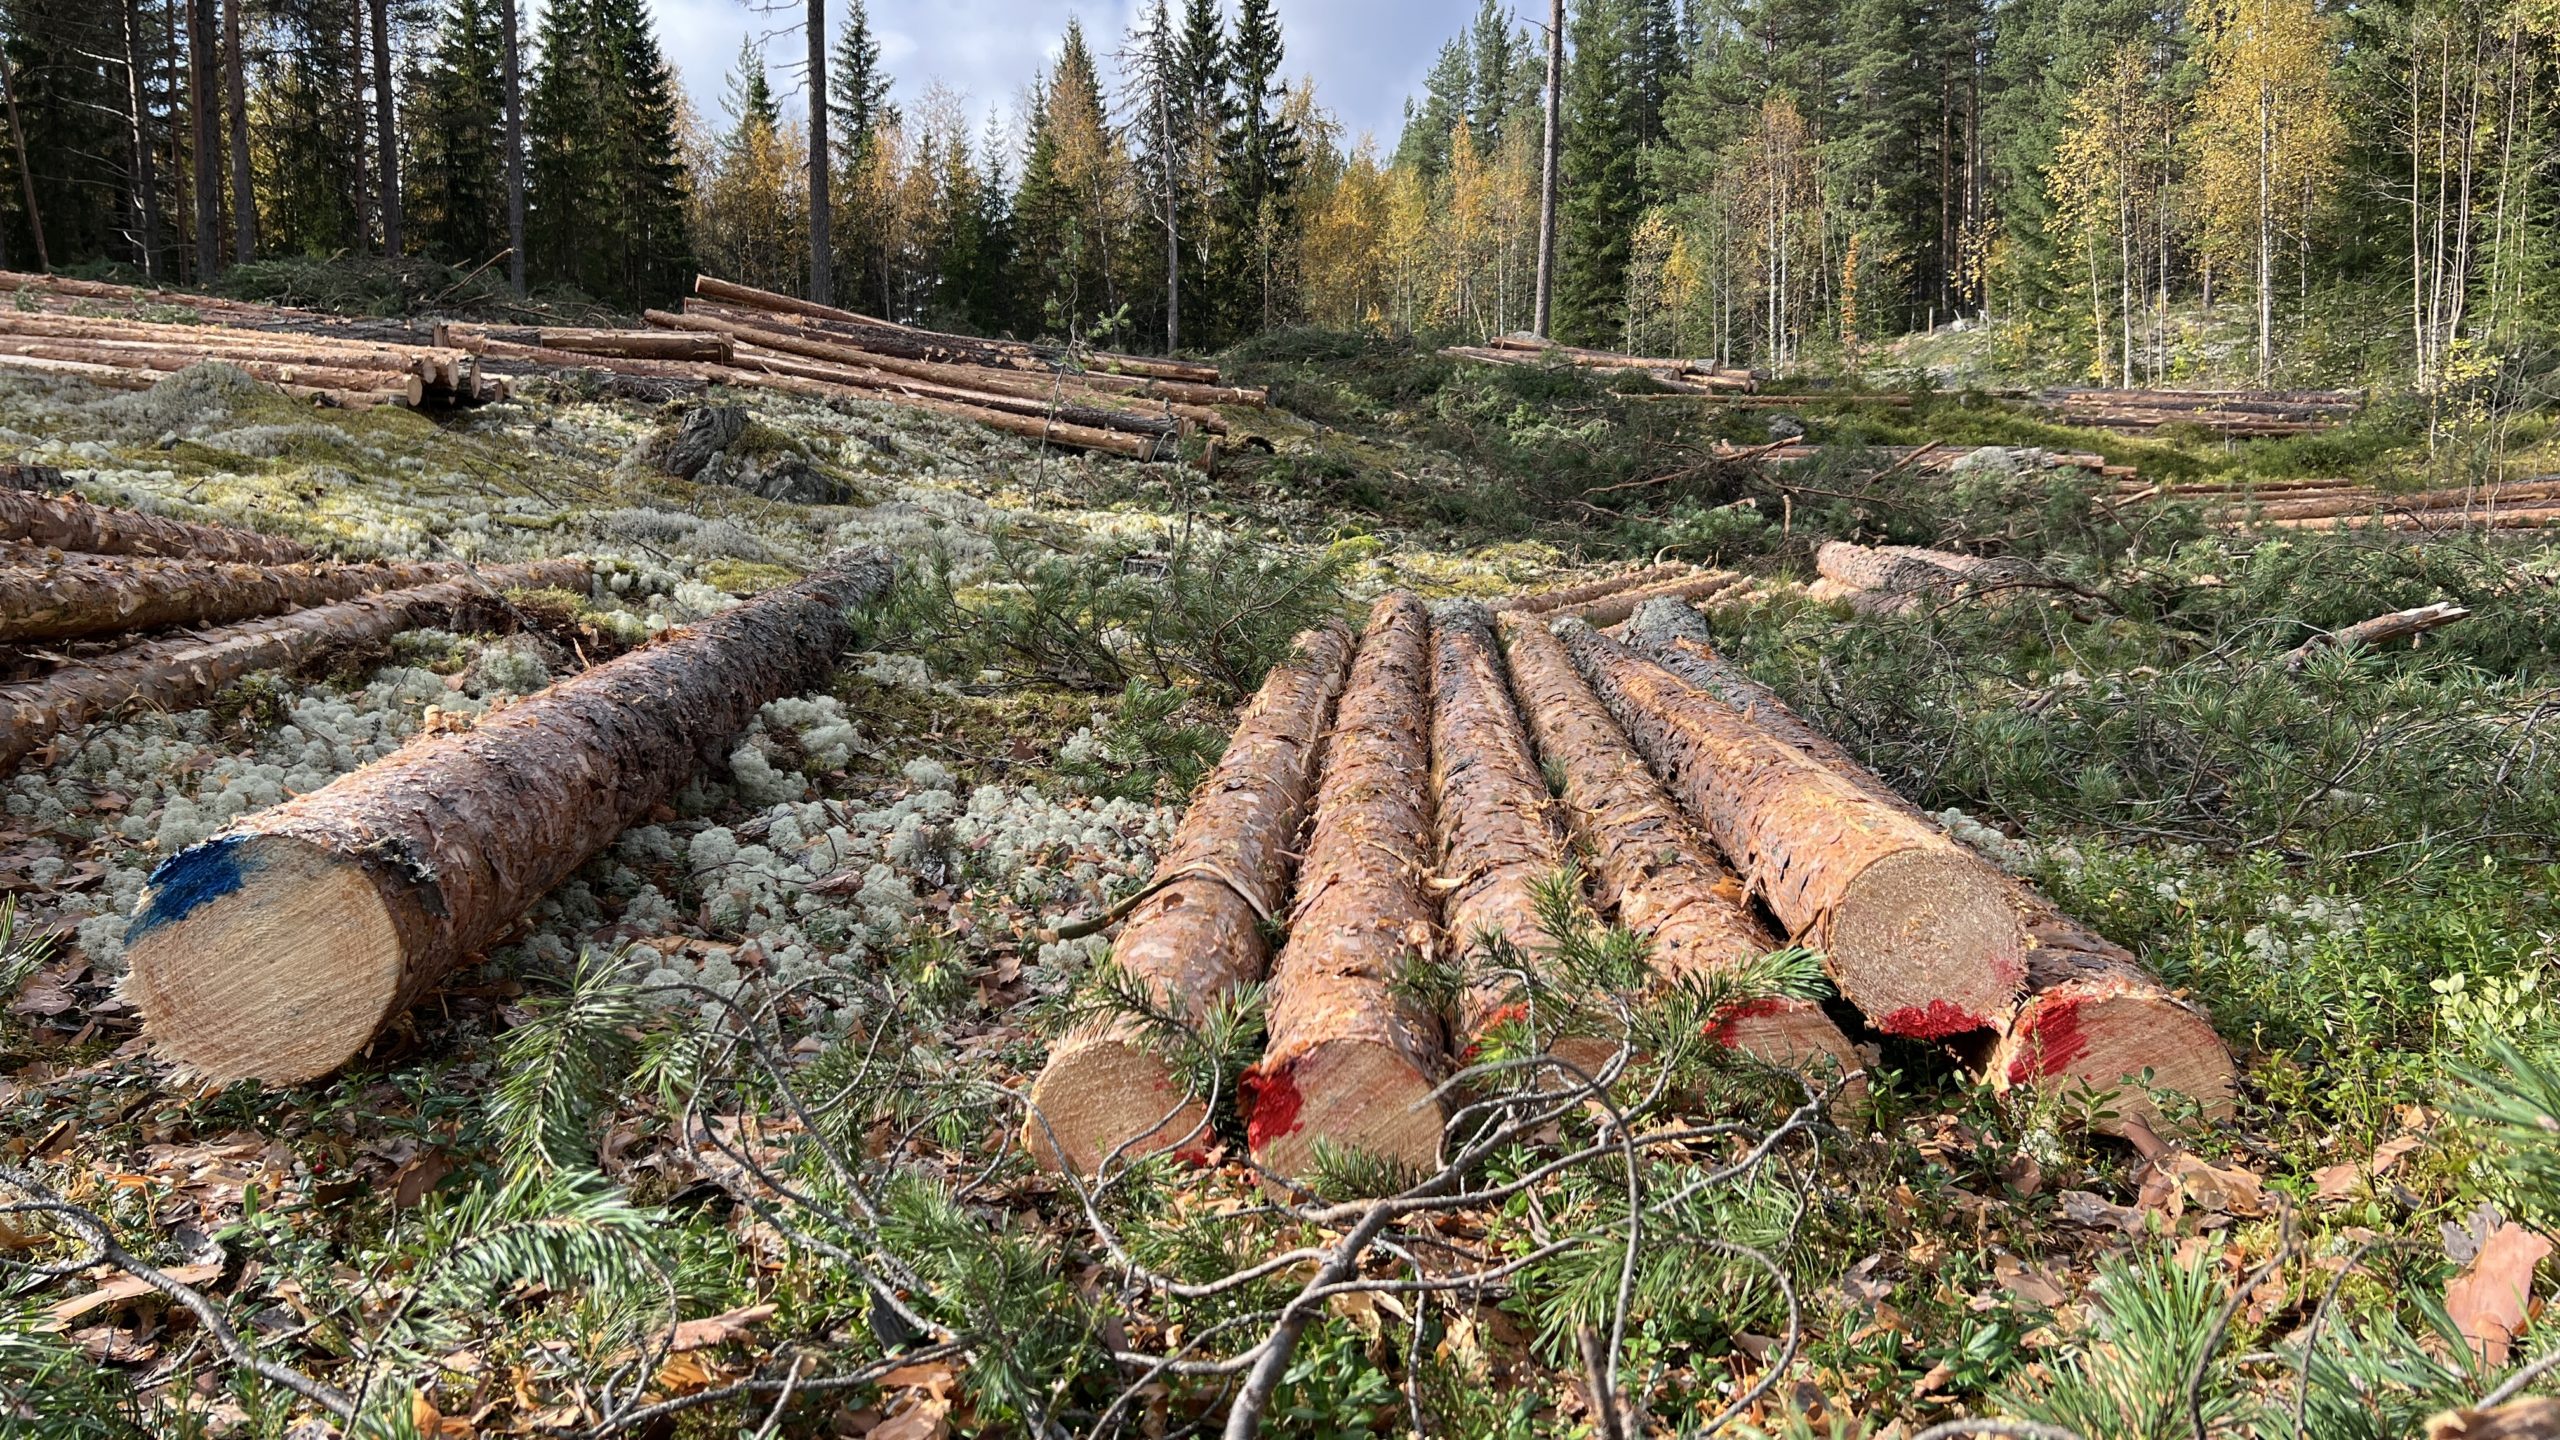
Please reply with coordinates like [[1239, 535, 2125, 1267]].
[[2226, 478, 2560, 523], [1815, 542, 2053, 602], [2284, 601, 2472, 668], [1246, 593, 1449, 1182], [0, 560, 588, 774], [0, 550, 459, 643], [1615, 598, 2236, 1131], [692, 274, 1225, 384], [125, 548, 894, 1085], [1547, 570, 1745, 628], [481, 327, 731, 363], [1023, 621, 1355, 1175], [0, 351, 406, 408], [2265, 504, 2560, 533], [0, 487, 310, 564], [727, 343, 1186, 439], [1429, 605, 1571, 1041], [0, 339, 427, 406], [1498, 615, 1863, 1100], [1486, 563, 1691, 615], [1559, 621, 2027, 1038]]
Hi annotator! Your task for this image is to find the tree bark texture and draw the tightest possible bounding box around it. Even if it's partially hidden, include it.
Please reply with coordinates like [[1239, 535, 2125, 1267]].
[[0, 560, 588, 774], [1245, 593, 1449, 1182], [225, 0, 253, 263], [125, 549, 892, 1085], [190, 0, 218, 278], [2284, 601, 2471, 668], [1545, 571, 1745, 628], [0, 488, 309, 564], [1498, 615, 1863, 1100], [1428, 604, 1570, 1041], [370, 0, 399, 257], [805, 0, 830, 307], [1813, 542, 2056, 613], [1559, 621, 2027, 1038], [1024, 622, 1354, 1175], [689, 276, 1227, 383], [1615, 599, 2235, 1131], [1486, 562, 1692, 616], [0, 550, 464, 643]]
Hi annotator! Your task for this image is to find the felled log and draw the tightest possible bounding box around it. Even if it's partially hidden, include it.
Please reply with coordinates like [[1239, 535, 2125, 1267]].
[[1546, 570, 1745, 628], [0, 339, 427, 406], [1023, 622, 1354, 1175], [0, 560, 588, 774], [1486, 563, 1691, 616], [1428, 605, 1571, 1041], [1245, 593, 1449, 1181], [1560, 621, 2027, 1038], [479, 327, 730, 364], [727, 343, 1186, 439], [0, 487, 310, 564], [0, 550, 460, 643], [2223, 478, 2560, 523], [1616, 599, 2236, 1131], [0, 351, 408, 408], [2283, 601, 2472, 668], [692, 274, 1225, 385], [2266, 504, 2560, 533], [124, 548, 893, 1085], [1498, 615, 1862, 1098]]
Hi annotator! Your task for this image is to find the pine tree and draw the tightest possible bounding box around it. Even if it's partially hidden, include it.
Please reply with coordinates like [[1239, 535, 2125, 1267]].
[[1214, 0, 1303, 336], [0, 3, 126, 268], [257, 0, 369, 258], [409, 0, 509, 264]]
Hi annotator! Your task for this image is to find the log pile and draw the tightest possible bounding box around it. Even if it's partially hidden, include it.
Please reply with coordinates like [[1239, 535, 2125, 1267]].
[[0, 300, 500, 408], [1713, 440, 2136, 480], [2038, 386, 2362, 438], [2119, 474, 2560, 533], [1441, 333, 1761, 393], [2, 486, 310, 564], [125, 548, 895, 1085]]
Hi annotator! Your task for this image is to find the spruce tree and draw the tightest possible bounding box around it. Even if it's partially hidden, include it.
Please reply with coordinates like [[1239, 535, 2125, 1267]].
[[526, 0, 690, 305], [829, 0, 896, 152], [408, 0, 509, 264], [1392, 40, 1471, 183], [1213, 0, 1302, 337], [1556, 0, 1643, 345]]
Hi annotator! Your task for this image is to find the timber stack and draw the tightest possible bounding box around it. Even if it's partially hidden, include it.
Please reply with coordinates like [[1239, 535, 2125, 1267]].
[[0, 302, 501, 409], [1441, 332, 1762, 393], [2118, 474, 2560, 533], [2037, 386, 2363, 437]]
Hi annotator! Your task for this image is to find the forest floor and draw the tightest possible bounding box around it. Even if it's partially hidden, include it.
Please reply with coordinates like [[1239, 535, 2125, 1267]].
[[3, 321, 2560, 1439]]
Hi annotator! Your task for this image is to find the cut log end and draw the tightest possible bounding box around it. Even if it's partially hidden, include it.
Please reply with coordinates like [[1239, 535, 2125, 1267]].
[[1992, 984, 2239, 1136], [1712, 999, 1873, 1115], [1245, 1038, 1444, 1184], [1023, 1035, 1211, 1175], [1829, 847, 2027, 1038], [125, 834, 405, 1085]]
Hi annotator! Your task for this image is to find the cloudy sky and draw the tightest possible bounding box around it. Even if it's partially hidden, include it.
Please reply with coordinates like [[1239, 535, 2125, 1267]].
[[639, 0, 1498, 153]]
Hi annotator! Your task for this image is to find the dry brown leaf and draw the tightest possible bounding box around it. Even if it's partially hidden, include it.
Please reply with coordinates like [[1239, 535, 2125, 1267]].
[[2426, 1396, 2560, 1439], [2446, 1222, 2551, 1367], [652, 1350, 726, 1395], [2138, 1151, 2265, 1220], [2313, 1133, 2426, 1204], [1993, 1253, 2070, 1309], [2057, 1189, 2144, 1231], [865, 1395, 952, 1440], [45, 1261, 221, 1330], [667, 1302, 777, 1353]]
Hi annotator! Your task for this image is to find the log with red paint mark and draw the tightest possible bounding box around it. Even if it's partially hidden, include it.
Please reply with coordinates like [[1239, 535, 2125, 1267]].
[[1498, 614, 1864, 1104], [1616, 598, 2236, 1132], [1245, 593, 1449, 1182], [1558, 620, 2027, 1040], [1021, 621, 1356, 1175]]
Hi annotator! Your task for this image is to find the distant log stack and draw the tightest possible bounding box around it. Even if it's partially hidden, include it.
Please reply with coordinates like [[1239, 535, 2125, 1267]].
[[2124, 473, 2560, 533], [125, 549, 894, 1086], [0, 306, 498, 407], [1441, 334, 1760, 393], [2037, 386, 2363, 438]]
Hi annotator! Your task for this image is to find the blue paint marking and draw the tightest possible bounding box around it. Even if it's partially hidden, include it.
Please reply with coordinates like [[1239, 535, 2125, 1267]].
[[126, 835, 252, 945]]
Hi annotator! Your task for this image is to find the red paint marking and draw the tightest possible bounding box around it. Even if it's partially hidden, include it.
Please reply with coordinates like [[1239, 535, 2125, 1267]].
[[1242, 1061, 1304, 1152], [2005, 995, 2092, 1085], [1705, 998, 1787, 1048], [1876, 999, 1988, 1040], [1461, 1002, 1533, 1063]]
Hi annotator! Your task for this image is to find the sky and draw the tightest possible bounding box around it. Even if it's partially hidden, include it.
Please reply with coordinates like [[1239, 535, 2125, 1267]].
[[638, 0, 1497, 155]]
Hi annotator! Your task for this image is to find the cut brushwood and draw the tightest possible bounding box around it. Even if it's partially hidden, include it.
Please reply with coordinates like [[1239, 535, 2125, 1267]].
[[0, 487, 309, 564], [1498, 614, 1863, 1101], [1559, 620, 2027, 1038], [1428, 604, 1571, 1041], [1246, 593, 1449, 1182], [1616, 598, 2236, 1131], [2284, 602, 2472, 668], [0, 560, 589, 774], [124, 548, 893, 1085], [0, 550, 461, 643], [1023, 621, 1355, 1175]]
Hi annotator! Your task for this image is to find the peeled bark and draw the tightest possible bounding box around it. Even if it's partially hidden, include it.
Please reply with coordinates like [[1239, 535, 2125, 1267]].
[[1427, 605, 1570, 1040], [1497, 615, 1862, 1101], [1560, 622, 2027, 1038], [2284, 602, 2471, 668], [1246, 593, 1449, 1181], [0, 487, 309, 564], [1486, 563, 1691, 615], [1023, 622, 1355, 1175], [126, 549, 893, 1085], [0, 550, 459, 642], [1617, 598, 2236, 1131], [1546, 570, 1745, 628], [0, 561, 587, 774]]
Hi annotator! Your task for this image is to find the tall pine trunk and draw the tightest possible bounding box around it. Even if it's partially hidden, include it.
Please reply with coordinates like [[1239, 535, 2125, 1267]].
[[0, 50, 42, 271], [502, 0, 524, 294], [191, 0, 219, 278], [807, 0, 830, 304], [372, 0, 399, 257], [1533, 0, 1561, 338], [123, 0, 163, 280], [225, 0, 253, 262]]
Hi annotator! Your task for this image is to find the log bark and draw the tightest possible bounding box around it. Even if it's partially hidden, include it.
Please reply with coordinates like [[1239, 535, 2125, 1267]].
[[498, 328, 731, 363], [1814, 542, 2054, 608], [1427, 605, 1571, 1041], [0, 351, 405, 408], [1615, 598, 2237, 1131], [2265, 505, 2560, 533], [728, 343, 1186, 439], [0, 340, 425, 405], [691, 273, 1225, 384], [2226, 478, 2560, 523], [0, 550, 459, 643], [0, 487, 309, 564], [1546, 571, 1745, 628], [0, 560, 588, 773], [1246, 593, 1449, 1182], [1023, 622, 1355, 1175], [1486, 563, 1691, 615], [1558, 621, 2027, 1038], [2284, 602, 2471, 668], [125, 548, 894, 1085], [1497, 615, 1863, 1100]]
